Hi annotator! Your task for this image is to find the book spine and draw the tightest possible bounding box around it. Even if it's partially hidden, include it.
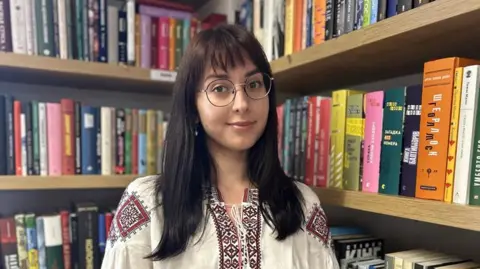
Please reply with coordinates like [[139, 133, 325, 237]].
[[77, 204, 99, 269], [107, 5, 118, 64], [65, 0, 74, 59], [61, 99, 75, 175], [57, 0, 68, 58], [31, 101, 40, 175], [81, 106, 95, 174], [5, 96, 15, 175], [284, 0, 294, 53], [453, 65, 480, 205], [125, 109, 132, 174], [52, 0, 60, 57], [60, 211, 71, 269], [317, 98, 331, 187], [20, 107, 27, 176], [397, 0, 412, 13], [155, 110, 163, 175], [444, 67, 464, 202], [313, 0, 326, 44], [0, 0, 12, 51], [378, 88, 406, 195], [158, 17, 169, 70], [0, 96, 6, 174], [377, 0, 387, 21], [362, 91, 384, 193], [146, 110, 157, 175], [370, 0, 378, 24], [469, 109, 480, 206], [126, 0, 135, 65], [1, 218, 20, 269], [305, 97, 317, 186], [25, 102, 33, 175], [335, 0, 345, 37], [14, 101, 21, 175], [69, 214, 78, 269], [10, 0, 27, 54], [74, 102, 81, 174], [47, 103, 62, 176], [38, 103, 48, 176], [116, 109, 125, 174], [14, 214, 28, 268], [355, 0, 364, 30], [400, 85, 422, 197], [386, 0, 397, 18], [131, 109, 138, 175], [75, 0, 84, 60], [344, 0, 354, 33], [174, 19, 182, 70], [150, 17, 158, 68], [344, 93, 365, 191], [25, 213, 38, 269], [330, 90, 350, 188], [362, 0, 371, 27], [98, 0, 107, 62], [43, 215, 64, 269], [282, 100, 291, 176], [117, 10, 127, 63], [100, 107, 111, 175], [138, 109, 147, 175], [416, 58, 460, 201], [140, 14, 151, 68]]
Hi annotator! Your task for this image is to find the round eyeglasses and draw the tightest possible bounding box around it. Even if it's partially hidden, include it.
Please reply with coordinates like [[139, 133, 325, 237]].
[[201, 72, 273, 107]]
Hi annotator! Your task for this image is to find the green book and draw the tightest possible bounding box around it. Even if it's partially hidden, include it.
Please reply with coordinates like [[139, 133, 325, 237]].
[[43, 215, 64, 269], [343, 93, 365, 191], [379, 87, 406, 195]]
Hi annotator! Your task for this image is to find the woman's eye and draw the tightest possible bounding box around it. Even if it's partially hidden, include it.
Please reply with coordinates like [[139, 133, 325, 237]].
[[212, 86, 228, 92], [248, 81, 262, 88]]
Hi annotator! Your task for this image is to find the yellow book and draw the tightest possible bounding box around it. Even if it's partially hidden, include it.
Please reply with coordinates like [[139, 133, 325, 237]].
[[329, 89, 363, 188], [444, 67, 464, 202], [284, 0, 294, 55], [146, 110, 158, 175]]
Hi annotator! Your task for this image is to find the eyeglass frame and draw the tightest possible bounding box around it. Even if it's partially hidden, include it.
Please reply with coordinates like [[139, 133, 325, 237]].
[[199, 72, 274, 107]]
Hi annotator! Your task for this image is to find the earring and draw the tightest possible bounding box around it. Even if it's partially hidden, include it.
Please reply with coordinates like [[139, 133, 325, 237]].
[[194, 124, 198, 136]]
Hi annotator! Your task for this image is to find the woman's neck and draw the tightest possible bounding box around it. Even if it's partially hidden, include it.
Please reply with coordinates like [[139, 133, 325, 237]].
[[208, 140, 251, 204]]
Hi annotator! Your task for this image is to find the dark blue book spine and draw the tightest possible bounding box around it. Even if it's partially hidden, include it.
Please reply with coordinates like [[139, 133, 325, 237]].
[[0, 95, 6, 174], [98, 0, 108, 62], [98, 213, 106, 257], [306, 0, 313, 47], [81, 106, 97, 174], [386, 0, 397, 18], [5, 95, 14, 174], [118, 10, 127, 63], [95, 107, 101, 173], [25, 102, 33, 175], [400, 84, 423, 197]]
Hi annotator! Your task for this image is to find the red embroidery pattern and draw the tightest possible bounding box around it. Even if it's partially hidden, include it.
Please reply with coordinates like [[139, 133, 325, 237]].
[[305, 203, 331, 247], [107, 190, 150, 247], [208, 188, 262, 269], [209, 203, 242, 269]]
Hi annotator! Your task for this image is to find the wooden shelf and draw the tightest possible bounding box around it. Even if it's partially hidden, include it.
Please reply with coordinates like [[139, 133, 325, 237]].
[[0, 175, 137, 190], [271, 0, 480, 95], [313, 187, 480, 232], [0, 52, 176, 94]]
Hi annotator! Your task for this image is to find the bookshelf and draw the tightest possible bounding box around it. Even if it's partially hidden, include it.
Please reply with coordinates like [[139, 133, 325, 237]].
[[0, 175, 137, 190], [314, 187, 480, 233], [271, 0, 480, 94], [0, 52, 176, 94]]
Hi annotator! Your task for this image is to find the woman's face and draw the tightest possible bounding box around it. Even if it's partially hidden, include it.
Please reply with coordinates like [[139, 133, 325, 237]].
[[196, 57, 270, 153]]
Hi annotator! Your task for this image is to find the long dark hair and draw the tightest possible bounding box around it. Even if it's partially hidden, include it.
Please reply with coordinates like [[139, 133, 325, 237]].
[[148, 24, 305, 261]]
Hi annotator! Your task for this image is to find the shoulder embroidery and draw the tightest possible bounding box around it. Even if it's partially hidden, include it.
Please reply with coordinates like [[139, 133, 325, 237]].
[[305, 203, 331, 247], [107, 190, 151, 247]]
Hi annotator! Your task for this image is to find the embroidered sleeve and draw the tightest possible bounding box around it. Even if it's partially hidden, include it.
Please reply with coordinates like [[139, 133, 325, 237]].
[[101, 177, 155, 269]]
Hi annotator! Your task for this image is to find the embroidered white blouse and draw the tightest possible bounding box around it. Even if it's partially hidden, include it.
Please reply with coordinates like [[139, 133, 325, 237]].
[[101, 175, 340, 269]]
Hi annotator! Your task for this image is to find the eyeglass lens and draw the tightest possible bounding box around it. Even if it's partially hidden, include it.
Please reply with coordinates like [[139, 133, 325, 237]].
[[205, 73, 271, 106]]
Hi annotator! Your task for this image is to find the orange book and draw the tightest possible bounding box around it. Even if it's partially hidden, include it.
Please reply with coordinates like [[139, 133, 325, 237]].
[[416, 57, 480, 201], [169, 18, 176, 71], [313, 0, 327, 45], [293, 0, 303, 52]]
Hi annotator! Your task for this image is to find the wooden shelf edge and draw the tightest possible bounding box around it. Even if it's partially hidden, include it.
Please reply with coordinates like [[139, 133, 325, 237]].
[[0, 175, 138, 190], [313, 187, 480, 232]]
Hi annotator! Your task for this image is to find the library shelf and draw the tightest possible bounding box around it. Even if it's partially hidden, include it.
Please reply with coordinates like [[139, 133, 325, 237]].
[[0, 52, 176, 94], [313, 187, 480, 232], [270, 0, 480, 95], [0, 175, 137, 190]]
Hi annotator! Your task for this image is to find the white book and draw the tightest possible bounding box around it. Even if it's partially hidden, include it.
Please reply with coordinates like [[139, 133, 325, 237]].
[[57, 0, 68, 59], [101, 106, 112, 175], [42, 215, 63, 248], [20, 113, 27, 176], [25, 0, 35, 55], [262, 0, 274, 61], [126, 0, 135, 65], [107, 5, 119, 64], [453, 65, 480, 205], [10, 0, 27, 54], [38, 102, 49, 176]]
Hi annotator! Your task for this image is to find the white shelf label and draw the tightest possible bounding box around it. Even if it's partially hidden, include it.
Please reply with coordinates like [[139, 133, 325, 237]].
[[150, 69, 177, 82]]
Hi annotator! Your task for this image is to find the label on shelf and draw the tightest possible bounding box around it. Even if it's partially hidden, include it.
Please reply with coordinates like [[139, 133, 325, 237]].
[[150, 69, 177, 82]]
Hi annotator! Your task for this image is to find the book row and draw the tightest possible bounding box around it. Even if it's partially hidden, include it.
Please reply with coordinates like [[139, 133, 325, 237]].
[[277, 56, 480, 206], [0, 96, 168, 176], [0, 0, 208, 71], [0, 203, 113, 269], [247, 0, 437, 62], [330, 226, 479, 269]]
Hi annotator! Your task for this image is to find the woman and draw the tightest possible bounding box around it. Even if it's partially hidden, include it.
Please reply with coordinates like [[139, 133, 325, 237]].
[[101, 24, 339, 269]]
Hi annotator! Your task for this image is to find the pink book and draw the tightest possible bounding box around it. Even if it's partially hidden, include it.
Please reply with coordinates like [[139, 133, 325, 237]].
[[157, 17, 169, 70], [362, 91, 384, 193], [47, 103, 62, 176], [316, 97, 331, 187], [140, 14, 152, 69]]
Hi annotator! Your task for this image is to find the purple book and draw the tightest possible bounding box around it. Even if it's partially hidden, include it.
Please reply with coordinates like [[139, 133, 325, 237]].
[[138, 5, 192, 19], [399, 84, 423, 197], [140, 15, 151, 68]]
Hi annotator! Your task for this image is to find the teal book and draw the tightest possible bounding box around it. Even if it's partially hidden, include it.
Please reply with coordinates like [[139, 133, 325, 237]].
[[379, 87, 406, 195]]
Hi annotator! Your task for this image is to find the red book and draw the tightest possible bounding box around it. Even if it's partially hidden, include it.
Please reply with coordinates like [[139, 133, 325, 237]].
[[13, 101, 21, 175], [61, 99, 75, 175], [60, 211, 72, 269]]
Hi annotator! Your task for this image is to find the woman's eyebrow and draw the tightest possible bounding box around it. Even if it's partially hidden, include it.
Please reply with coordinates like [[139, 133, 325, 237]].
[[205, 73, 229, 81], [245, 68, 260, 77]]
